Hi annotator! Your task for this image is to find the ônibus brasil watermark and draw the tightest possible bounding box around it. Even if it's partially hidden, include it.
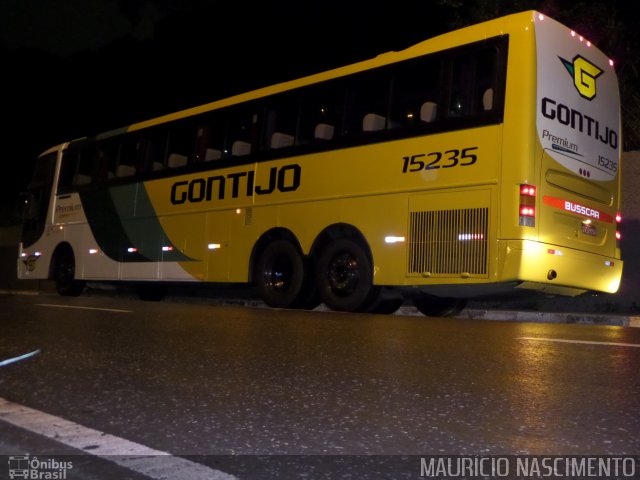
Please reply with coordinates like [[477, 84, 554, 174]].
[[7, 456, 72, 480]]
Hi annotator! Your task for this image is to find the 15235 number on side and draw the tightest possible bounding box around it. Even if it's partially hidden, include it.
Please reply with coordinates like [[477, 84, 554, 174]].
[[402, 146, 478, 173]]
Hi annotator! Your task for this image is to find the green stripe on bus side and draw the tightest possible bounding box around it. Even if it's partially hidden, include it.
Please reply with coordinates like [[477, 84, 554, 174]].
[[79, 184, 192, 263], [79, 187, 144, 262], [122, 183, 194, 262]]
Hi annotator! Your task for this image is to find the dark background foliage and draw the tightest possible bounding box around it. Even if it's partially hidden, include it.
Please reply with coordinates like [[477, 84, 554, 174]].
[[1, 0, 638, 223]]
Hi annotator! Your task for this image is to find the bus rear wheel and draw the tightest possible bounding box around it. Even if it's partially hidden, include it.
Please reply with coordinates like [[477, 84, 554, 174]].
[[316, 238, 378, 312], [53, 248, 85, 297], [255, 240, 318, 309], [369, 297, 404, 314], [412, 293, 466, 317]]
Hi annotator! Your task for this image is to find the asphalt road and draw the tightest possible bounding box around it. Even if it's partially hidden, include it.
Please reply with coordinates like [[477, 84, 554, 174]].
[[0, 293, 639, 478]]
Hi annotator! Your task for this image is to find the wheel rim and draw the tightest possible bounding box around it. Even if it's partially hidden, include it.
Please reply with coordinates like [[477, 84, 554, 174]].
[[327, 252, 360, 297], [57, 258, 74, 285], [264, 255, 293, 292]]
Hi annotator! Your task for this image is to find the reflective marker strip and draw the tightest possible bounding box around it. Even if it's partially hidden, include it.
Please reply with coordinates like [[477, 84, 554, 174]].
[[0, 397, 238, 480]]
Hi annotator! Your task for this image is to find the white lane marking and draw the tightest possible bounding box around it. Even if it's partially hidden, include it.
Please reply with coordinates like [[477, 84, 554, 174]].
[[0, 350, 40, 367], [36, 304, 133, 313], [518, 336, 640, 348], [0, 397, 237, 480]]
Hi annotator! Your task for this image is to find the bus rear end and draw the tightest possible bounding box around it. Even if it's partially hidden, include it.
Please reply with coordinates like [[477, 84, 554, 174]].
[[522, 13, 622, 295]]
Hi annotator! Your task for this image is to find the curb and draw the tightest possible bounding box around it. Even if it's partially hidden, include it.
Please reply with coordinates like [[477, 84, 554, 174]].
[[198, 299, 640, 328], [454, 308, 640, 328], [1, 289, 638, 328]]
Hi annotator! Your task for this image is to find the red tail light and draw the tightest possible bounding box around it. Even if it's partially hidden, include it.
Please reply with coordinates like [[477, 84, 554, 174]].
[[616, 212, 621, 244], [519, 184, 536, 227]]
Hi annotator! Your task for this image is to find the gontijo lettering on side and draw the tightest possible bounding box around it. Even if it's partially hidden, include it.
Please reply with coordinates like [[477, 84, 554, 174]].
[[170, 164, 301, 205]]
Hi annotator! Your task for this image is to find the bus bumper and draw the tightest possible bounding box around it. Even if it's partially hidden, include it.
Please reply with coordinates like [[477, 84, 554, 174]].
[[501, 239, 623, 296]]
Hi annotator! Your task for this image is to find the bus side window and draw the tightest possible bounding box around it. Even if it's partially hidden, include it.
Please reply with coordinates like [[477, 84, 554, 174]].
[[448, 53, 475, 118], [140, 129, 168, 173], [59, 149, 80, 190], [59, 145, 94, 190], [475, 48, 498, 113], [345, 73, 391, 135], [117, 135, 143, 178], [94, 141, 118, 182], [166, 123, 197, 168], [447, 46, 497, 118], [74, 147, 94, 186], [195, 114, 225, 162], [390, 57, 442, 128], [227, 108, 258, 157], [263, 95, 298, 151], [298, 82, 344, 144]]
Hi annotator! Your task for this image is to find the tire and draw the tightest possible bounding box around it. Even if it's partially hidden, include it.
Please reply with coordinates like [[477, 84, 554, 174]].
[[53, 249, 85, 297], [412, 293, 466, 317], [255, 240, 316, 309], [369, 298, 404, 315], [366, 287, 404, 314], [316, 238, 378, 312]]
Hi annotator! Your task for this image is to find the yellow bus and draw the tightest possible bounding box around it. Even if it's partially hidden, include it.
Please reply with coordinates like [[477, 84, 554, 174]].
[[17, 10, 623, 316]]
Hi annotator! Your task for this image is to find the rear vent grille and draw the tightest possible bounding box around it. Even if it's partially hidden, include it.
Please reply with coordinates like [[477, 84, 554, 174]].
[[408, 208, 489, 277]]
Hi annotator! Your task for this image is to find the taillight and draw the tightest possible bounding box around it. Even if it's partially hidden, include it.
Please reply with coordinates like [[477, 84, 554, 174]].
[[519, 184, 536, 227], [616, 212, 621, 245]]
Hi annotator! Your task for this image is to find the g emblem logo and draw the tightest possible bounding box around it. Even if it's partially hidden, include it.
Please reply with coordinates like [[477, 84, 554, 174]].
[[22, 254, 39, 272], [559, 55, 603, 100]]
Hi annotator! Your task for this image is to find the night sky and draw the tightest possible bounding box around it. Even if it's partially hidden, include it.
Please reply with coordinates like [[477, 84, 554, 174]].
[[1, 0, 638, 221]]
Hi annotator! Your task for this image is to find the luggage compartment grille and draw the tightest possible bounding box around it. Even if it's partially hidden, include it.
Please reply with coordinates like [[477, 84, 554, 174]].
[[408, 208, 489, 277]]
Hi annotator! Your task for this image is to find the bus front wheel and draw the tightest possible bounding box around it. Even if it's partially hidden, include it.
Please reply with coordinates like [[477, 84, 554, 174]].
[[316, 238, 378, 312], [53, 248, 85, 297], [255, 239, 317, 309]]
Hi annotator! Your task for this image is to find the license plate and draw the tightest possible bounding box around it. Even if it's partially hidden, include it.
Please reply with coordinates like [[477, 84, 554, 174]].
[[582, 223, 597, 236]]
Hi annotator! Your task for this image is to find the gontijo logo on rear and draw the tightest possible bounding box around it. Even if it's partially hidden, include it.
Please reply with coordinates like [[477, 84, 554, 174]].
[[559, 55, 603, 100], [535, 14, 620, 182]]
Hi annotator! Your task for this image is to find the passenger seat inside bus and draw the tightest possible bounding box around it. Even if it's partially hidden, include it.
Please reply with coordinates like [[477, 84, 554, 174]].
[[362, 113, 386, 132], [314, 123, 334, 140], [482, 88, 494, 111], [271, 132, 294, 149], [420, 102, 437, 123], [116, 165, 136, 178], [232, 140, 251, 156], [168, 153, 188, 168], [205, 148, 222, 161]]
